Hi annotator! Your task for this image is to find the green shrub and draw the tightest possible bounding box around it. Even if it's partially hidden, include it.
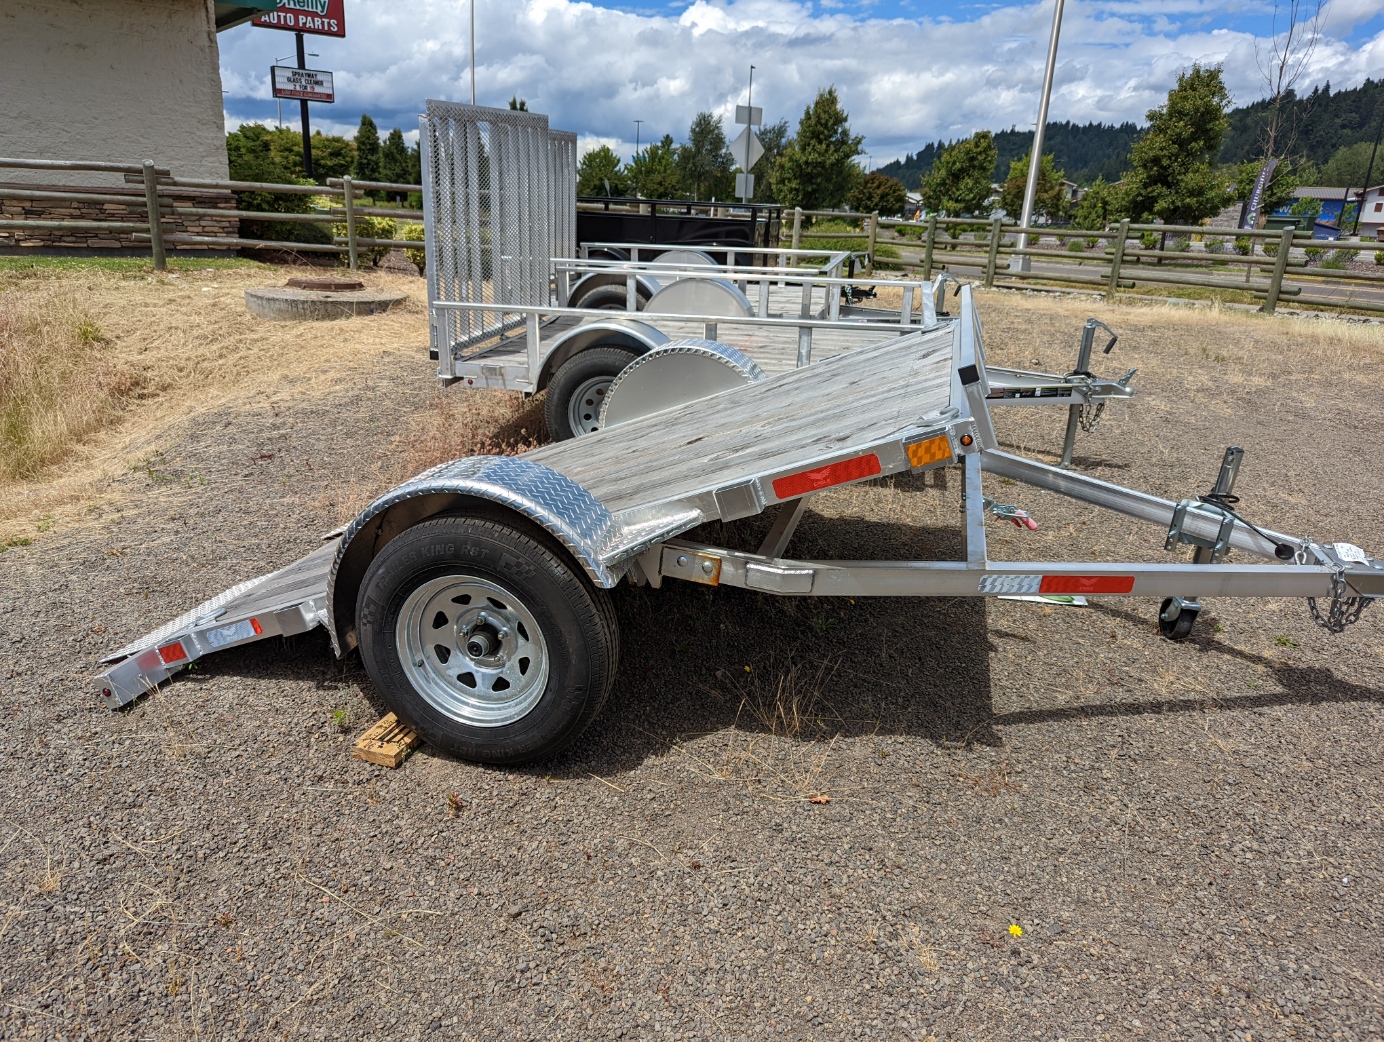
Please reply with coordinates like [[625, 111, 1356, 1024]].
[[1375, 250, 1384, 265], [1169, 235, 1190, 253], [1321, 248, 1352, 270], [1233, 236, 1253, 256], [1067, 238, 1086, 253], [400, 221, 426, 273], [1084, 236, 1098, 249], [1304, 245, 1324, 263], [1204, 238, 1226, 254], [1139, 231, 1158, 250], [333, 215, 396, 265], [1262, 240, 1279, 257]]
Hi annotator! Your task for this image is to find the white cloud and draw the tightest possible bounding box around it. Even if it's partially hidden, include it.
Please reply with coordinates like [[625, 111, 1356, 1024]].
[[215, 0, 1384, 163]]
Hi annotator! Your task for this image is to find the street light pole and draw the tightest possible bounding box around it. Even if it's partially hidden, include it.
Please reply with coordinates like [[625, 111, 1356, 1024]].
[[470, 0, 477, 104], [634, 120, 643, 159], [1012, 0, 1065, 271]]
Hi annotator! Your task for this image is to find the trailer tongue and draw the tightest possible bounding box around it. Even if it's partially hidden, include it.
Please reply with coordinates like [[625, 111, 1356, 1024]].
[[97, 287, 1381, 762]]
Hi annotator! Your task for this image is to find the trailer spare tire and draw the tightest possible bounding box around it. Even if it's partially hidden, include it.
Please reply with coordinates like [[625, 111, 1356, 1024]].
[[544, 346, 640, 440], [355, 515, 618, 765], [570, 284, 649, 311]]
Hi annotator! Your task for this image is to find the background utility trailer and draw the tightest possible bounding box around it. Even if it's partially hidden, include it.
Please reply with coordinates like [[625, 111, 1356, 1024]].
[[96, 287, 1382, 765], [414, 100, 1133, 444]]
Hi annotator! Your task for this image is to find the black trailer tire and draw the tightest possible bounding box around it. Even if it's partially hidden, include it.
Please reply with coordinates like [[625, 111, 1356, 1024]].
[[1158, 597, 1200, 641], [571, 284, 649, 311], [544, 346, 640, 440], [355, 515, 618, 765]]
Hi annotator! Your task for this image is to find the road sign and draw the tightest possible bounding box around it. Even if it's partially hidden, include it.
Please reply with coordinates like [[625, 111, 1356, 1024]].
[[253, 0, 346, 37], [735, 105, 763, 126], [272, 66, 335, 103], [735, 173, 755, 199], [731, 126, 764, 172]]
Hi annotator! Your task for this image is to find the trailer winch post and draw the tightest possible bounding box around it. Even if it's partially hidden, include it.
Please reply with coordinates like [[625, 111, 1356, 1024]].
[[1059, 318, 1106, 468], [1193, 447, 1244, 565]]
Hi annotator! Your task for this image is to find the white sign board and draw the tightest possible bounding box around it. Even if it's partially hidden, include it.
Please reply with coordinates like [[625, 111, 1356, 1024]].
[[271, 66, 335, 103], [735, 173, 755, 199], [735, 105, 763, 126], [731, 126, 764, 171]]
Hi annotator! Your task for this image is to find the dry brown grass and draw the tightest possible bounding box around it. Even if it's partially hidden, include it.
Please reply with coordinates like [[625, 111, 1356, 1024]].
[[0, 264, 427, 541]]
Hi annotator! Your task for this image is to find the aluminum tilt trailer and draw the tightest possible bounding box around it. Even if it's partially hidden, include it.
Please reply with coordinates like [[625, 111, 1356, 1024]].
[[97, 286, 1382, 765]]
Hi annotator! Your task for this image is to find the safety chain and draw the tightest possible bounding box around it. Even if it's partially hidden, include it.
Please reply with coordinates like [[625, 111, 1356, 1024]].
[[1078, 399, 1107, 434], [1307, 568, 1371, 634]]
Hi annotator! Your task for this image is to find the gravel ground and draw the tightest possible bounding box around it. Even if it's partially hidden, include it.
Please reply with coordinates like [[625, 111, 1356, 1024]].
[[1, 290, 1382, 1042]]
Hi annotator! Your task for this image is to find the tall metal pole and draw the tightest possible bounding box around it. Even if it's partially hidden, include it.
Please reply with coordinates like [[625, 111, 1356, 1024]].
[[1352, 100, 1384, 237], [634, 120, 642, 159], [1012, 0, 1065, 271], [296, 32, 313, 178], [740, 64, 756, 204], [470, 0, 477, 105]]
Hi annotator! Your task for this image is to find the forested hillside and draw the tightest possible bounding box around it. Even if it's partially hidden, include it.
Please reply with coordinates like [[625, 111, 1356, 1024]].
[[878, 78, 1384, 188]]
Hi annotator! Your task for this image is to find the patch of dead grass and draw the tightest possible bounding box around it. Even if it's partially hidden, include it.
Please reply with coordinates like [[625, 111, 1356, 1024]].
[[0, 264, 427, 540]]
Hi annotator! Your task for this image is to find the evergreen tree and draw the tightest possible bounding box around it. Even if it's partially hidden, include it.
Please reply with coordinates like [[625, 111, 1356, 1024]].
[[353, 114, 383, 191], [997, 152, 1068, 223], [772, 87, 864, 211], [628, 134, 681, 199], [677, 112, 733, 200], [508, 97, 528, 111], [919, 131, 997, 217], [577, 145, 628, 197], [1119, 63, 1232, 225], [380, 128, 412, 199]]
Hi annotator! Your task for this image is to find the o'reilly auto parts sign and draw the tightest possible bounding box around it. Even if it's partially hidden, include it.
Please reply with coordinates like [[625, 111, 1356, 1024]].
[[253, 0, 346, 38]]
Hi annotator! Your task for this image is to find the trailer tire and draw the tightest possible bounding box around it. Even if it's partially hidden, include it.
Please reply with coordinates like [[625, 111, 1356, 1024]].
[[355, 516, 618, 765], [545, 346, 640, 440], [1157, 597, 1199, 641], [571, 284, 648, 311]]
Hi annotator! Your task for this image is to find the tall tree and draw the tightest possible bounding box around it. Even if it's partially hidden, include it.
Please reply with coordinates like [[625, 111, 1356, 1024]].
[[677, 112, 733, 200], [1119, 64, 1232, 225], [628, 134, 681, 199], [998, 152, 1069, 223], [380, 127, 412, 199], [577, 145, 628, 197], [353, 114, 383, 186], [919, 131, 998, 217], [752, 118, 791, 203], [772, 87, 864, 211], [508, 96, 528, 111], [1070, 177, 1122, 230]]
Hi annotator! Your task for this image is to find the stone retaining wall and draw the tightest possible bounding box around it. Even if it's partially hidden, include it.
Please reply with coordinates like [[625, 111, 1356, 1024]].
[[0, 182, 239, 249]]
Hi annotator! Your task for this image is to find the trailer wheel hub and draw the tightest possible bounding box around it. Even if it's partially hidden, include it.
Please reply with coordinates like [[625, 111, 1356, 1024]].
[[396, 575, 550, 727]]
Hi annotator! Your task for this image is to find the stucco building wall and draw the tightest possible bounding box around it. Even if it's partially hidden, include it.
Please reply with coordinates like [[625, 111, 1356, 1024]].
[[0, 0, 229, 185]]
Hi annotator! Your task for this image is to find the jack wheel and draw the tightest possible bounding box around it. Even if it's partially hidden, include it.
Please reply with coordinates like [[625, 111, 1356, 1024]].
[[1158, 597, 1199, 641]]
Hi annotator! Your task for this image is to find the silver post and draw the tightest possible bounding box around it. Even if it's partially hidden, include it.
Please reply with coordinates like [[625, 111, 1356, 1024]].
[[142, 160, 165, 270], [343, 175, 358, 270], [1192, 447, 1243, 564], [1059, 318, 1097, 468], [470, 0, 477, 105], [1011, 0, 1065, 272]]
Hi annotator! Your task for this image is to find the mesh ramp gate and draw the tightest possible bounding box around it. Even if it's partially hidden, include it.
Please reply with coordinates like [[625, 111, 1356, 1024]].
[[420, 101, 577, 379]]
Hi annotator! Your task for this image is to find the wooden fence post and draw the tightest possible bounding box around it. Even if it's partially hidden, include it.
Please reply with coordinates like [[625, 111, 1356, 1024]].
[[984, 216, 1002, 288], [343, 176, 358, 270], [1261, 225, 1295, 315], [1106, 218, 1130, 301], [791, 206, 802, 251], [865, 210, 879, 275], [141, 160, 166, 270], [923, 214, 937, 281]]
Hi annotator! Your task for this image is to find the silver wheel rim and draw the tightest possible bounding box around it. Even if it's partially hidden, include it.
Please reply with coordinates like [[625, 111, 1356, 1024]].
[[567, 375, 612, 436], [396, 575, 549, 727]]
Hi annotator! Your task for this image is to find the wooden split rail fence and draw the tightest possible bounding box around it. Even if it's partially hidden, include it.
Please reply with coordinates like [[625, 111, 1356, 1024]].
[[785, 206, 1384, 316], [0, 156, 425, 271]]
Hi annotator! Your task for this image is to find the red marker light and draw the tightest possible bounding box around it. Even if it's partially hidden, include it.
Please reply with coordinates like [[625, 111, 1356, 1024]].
[[1039, 575, 1134, 595], [157, 641, 189, 665], [772, 453, 881, 500]]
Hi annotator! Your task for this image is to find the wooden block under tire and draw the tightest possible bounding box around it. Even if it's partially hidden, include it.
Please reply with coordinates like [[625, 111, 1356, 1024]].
[[352, 712, 422, 768]]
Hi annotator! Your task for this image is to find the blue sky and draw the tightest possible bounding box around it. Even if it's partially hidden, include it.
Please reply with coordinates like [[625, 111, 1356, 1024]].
[[217, 0, 1384, 165]]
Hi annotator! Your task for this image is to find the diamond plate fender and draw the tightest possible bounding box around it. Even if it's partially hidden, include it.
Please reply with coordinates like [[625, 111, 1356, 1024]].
[[327, 456, 623, 655]]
